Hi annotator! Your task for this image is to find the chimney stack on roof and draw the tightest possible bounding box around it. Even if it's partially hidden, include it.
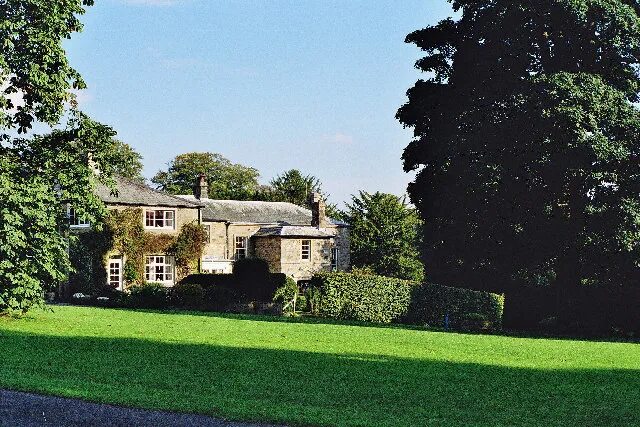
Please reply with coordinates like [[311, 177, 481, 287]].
[[309, 192, 328, 228], [194, 173, 208, 200]]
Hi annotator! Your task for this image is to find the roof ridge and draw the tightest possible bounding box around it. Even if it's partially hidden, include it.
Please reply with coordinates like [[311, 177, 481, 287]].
[[117, 176, 203, 207]]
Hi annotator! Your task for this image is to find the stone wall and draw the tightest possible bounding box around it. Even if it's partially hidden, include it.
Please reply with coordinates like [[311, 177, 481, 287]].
[[279, 237, 333, 281], [253, 237, 281, 272], [202, 221, 227, 260]]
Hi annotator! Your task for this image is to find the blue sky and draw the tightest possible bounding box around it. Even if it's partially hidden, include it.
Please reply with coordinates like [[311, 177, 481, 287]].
[[65, 0, 455, 206]]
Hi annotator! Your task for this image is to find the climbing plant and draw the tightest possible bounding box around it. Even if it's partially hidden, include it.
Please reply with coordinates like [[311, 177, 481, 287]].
[[69, 208, 207, 293]]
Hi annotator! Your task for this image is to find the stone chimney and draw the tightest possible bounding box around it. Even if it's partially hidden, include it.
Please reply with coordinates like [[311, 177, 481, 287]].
[[309, 192, 328, 228], [194, 173, 208, 200]]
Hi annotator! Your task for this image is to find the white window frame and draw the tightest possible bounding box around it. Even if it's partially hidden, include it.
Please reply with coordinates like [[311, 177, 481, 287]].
[[301, 240, 311, 261], [108, 258, 123, 290], [144, 209, 176, 230], [144, 255, 175, 285], [68, 207, 90, 229], [331, 247, 339, 271], [235, 236, 247, 260]]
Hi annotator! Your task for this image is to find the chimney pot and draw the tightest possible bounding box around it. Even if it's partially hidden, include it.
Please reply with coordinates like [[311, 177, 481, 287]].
[[194, 173, 208, 200], [309, 192, 328, 228]]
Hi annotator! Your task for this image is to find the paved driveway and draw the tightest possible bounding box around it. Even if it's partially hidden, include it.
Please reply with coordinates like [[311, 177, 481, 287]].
[[0, 389, 280, 427]]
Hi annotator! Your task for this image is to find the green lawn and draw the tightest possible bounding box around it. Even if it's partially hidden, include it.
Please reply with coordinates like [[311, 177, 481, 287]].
[[0, 306, 638, 426]]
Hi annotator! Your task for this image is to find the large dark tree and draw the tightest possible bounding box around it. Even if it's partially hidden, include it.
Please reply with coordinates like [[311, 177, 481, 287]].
[[398, 1, 640, 298]]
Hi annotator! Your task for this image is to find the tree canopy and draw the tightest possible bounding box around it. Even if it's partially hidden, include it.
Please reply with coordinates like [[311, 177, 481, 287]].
[[151, 152, 260, 200], [342, 191, 424, 282], [110, 140, 145, 183], [398, 0, 640, 295], [261, 169, 325, 206], [0, 0, 120, 313]]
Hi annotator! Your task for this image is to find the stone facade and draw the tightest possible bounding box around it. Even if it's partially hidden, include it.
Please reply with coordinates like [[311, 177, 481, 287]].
[[199, 214, 350, 281]]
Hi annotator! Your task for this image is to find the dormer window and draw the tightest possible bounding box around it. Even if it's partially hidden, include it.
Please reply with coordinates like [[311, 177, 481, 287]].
[[145, 209, 175, 229], [69, 208, 90, 229]]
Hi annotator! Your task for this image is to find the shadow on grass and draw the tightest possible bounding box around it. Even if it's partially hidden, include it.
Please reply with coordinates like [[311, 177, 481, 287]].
[[0, 328, 638, 427]]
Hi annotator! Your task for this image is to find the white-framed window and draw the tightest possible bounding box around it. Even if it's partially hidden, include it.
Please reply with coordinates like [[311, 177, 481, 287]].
[[331, 247, 339, 271], [145, 255, 174, 284], [68, 208, 90, 228], [204, 224, 211, 243], [235, 236, 247, 260], [301, 240, 311, 261], [108, 258, 123, 290], [145, 209, 175, 229]]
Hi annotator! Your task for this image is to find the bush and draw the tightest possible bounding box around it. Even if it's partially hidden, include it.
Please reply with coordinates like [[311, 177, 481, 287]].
[[172, 282, 205, 309], [234, 258, 275, 300], [406, 283, 504, 330], [273, 276, 298, 313], [203, 285, 242, 310], [296, 295, 309, 312], [310, 272, 414, 323], [128, 282, 169, 309], [310, 272, 505, 328]]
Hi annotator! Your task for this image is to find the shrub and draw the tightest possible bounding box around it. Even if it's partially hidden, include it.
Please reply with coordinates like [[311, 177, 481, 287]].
[[234, 258, 274, 300], [128, 282, 169, 309], [273, 276, 298, 313], [310, 272, 414, 323], [204, 285, 242, 309], [296, 295, 309, 312], [406, 283, 504, 330], [310, 272, 505, 328], [172, 282, 205, 309]]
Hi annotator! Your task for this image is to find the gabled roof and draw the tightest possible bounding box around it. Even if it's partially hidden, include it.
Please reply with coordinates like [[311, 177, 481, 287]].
[[96, 177, 202, 208], [176, 195, 348, 226], [253, 226, 334, 238]]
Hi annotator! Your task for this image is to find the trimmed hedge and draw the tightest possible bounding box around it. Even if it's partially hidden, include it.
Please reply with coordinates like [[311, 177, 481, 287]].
[[406, 283, 504, 330], [179, 272, 288, 303], [310, 272, 504, 329], [310, 272, 414, 323]]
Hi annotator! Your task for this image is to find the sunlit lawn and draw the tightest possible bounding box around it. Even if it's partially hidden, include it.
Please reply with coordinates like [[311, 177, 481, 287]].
[[0, 305, 638, 426]]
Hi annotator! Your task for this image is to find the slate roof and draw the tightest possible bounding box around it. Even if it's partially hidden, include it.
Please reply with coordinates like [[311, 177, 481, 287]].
[[177, 195, 348, 226], [253, 226, 334, 238], [96, 177, 202, 208]]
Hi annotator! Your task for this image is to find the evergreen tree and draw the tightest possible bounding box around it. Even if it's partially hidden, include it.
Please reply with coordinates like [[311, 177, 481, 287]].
[[398, 1, 640, 298], [343, 192, 424, 282]]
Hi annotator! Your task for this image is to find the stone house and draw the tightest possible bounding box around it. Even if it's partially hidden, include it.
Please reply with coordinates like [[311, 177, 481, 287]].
[[69, 175, 349, 293], [68, 177, 202, 293], [177, 175, 350, 283]]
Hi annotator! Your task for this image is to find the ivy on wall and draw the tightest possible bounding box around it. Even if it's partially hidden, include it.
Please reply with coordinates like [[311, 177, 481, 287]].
[[69, 207, 207, 293]]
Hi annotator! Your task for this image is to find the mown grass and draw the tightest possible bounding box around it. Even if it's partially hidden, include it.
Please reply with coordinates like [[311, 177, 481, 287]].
[[0, 305, 638, 426]]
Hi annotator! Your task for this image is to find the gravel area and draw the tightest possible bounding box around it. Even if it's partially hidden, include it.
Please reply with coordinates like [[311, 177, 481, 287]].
[[0, 389, 281, 427]]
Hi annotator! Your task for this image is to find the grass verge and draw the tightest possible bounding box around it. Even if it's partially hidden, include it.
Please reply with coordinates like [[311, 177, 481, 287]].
[[0, 305, 638, 426]]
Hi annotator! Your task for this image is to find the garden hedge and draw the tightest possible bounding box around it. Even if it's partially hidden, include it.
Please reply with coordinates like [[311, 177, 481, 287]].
[[310, 272, 504, 329]]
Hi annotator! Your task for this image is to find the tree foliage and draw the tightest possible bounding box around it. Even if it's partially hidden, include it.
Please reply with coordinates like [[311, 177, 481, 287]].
[[0, 0, 119, 313], [110, 140, 144, 183], [0, 0, 94, 133], [262, 169, 325, 206], [398, 0, 640, 295], [1, 114, 118, 313], [342, 192, 424, 282], [151, 152, 260, 200]]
